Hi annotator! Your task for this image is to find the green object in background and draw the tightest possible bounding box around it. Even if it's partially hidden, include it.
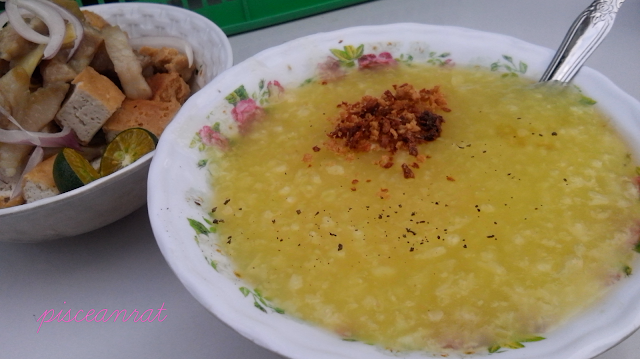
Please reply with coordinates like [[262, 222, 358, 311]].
[[1, 0, 372, 36]]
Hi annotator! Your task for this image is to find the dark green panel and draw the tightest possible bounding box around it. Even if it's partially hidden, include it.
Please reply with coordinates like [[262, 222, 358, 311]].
[[65, 0, 372, 35], [1, 0, 371, 35]]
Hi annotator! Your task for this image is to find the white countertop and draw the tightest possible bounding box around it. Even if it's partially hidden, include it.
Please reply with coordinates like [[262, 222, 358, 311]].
[[2, 0, 639, 358]]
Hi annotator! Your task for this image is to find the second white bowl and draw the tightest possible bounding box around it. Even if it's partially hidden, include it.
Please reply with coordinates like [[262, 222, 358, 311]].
[[0, 3, 233, 242]]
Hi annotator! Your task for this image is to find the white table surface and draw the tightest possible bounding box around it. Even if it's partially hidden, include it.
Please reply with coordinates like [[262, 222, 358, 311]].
[[2, 0, 639, 358]]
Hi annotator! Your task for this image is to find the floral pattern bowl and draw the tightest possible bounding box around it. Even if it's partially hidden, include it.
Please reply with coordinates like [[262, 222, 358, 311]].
[[147, 23, 640, 359], [0, 3, 232, 242]]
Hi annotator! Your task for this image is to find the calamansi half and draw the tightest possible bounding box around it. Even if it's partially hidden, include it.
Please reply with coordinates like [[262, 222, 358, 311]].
[[53, 148, 100, 193], [99, 128, 157, 177]]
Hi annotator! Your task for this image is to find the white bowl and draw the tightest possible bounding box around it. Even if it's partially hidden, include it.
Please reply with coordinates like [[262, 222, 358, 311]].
[[0, 3, 232, 242], [148, 23, 640, 359]]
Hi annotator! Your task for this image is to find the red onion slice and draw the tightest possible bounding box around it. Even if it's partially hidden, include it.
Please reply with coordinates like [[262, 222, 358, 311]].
[[0, 126, 80, 149], [129, 36, 194, 67], [0, 104, 80, 149]]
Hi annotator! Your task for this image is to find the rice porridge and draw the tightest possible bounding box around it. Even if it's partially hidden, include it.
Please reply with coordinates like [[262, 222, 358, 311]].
[[206, 63, 640, 353]]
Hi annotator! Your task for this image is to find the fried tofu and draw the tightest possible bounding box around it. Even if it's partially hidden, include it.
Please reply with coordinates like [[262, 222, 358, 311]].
[[138, 46, 194, 83], [102, 99, 181, 142], [55, 66, 125, 145], [147, 71, 191, 104], [102, 72, 189, 142], [22, 155, 59, 204]]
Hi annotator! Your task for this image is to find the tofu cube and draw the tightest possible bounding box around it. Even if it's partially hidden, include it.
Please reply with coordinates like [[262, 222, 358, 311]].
[[55, 66, 125, 145]]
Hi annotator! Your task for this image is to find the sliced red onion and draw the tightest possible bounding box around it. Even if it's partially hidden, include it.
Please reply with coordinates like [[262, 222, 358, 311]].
[[0, 104, 80, 149], [9, 145, 42, 200], [4, 1, 50, 44], [0, 126, 80, 149], [0, 101, 26, 130], [129, 36, 194, 67], [0, 102, 38, 141], [11, 0, 65, 59], [34, 0, 84, 60]]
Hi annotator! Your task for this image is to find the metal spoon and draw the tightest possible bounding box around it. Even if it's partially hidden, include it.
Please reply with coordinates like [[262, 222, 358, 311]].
[[539, 0, 625, 83]]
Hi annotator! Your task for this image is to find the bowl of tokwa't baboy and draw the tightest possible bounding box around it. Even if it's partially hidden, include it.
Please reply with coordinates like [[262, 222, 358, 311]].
[[148, 23, 640, 359], [0, 2, 232, 242]]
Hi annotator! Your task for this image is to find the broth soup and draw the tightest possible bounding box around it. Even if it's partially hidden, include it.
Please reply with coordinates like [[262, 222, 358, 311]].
[[204, 62, 640, 353]]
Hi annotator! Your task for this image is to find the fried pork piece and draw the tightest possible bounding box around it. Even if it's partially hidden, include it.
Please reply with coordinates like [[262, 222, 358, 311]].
[[68, 25, 104, 73], [88, 43, 115, 78], [40, 24, 105, 86], [19, 82, 71, 132], [84, 12, 116, 79], [0, 26, 35, 62], [138, 46, 194, 83], [39, 60, 77, 85], [0, 67, 31, 181], [0, 142, 31, 181], [102, 25, 152, 100], [0, 67, 30, 130], [102, 72, 190, 142], [0, 81, 70, 180], [55, 66, 125, 145], [0, 18, 46, 61], [82, 10, 110, 30], [53, 0, 85, 20], [0, 55, 69, 180], [41, 23, 104, 82]]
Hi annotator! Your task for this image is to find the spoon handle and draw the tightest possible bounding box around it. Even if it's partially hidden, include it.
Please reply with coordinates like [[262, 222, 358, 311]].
[[539, 0, 624, 83]]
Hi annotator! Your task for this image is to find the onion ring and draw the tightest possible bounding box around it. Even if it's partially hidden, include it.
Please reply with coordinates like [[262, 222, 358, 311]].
[[33, 0, 84, 60], [10, 0, 66, 59], [0, 7, 35, 29], [4, 1, 49, 44]]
